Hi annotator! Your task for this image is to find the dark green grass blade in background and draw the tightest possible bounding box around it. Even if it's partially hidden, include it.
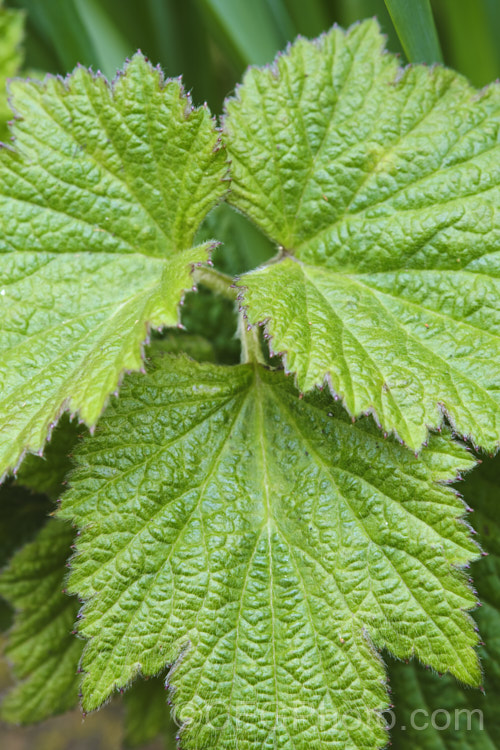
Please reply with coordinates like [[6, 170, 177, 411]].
[[385, 0, 442, 62], [195, 0, 290, 67], [72, 0, 130, 78], [283, 0, 330, 38], [337, 0, 403, 57], [8, 0, 500, 101]]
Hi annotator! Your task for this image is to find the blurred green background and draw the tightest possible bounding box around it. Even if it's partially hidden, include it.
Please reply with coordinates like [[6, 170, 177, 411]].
[[5, 0, 500, 112], [1, 0, 499, 748]]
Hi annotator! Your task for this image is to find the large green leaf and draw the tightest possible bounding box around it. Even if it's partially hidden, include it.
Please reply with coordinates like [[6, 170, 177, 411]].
[[0, 0, 23, 138], [0, 518, 81, 722], [0, 54, 227, 476], [389, 454, 500, 748], [225, 20, 500, 451], [61, 356, 479, 750]]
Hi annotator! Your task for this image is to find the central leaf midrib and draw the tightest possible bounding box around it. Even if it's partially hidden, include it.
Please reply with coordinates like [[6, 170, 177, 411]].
[[251, 372, 372, 747]]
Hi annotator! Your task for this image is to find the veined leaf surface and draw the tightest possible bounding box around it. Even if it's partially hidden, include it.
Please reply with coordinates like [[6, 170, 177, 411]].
[[61, 356, 479, 750], [225, 20, 500, 450], [0, 54, 227, 475]]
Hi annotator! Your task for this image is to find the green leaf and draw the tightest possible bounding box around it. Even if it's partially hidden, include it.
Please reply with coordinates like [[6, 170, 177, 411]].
[[224, 19, 500, 451], [0, 518, 82, 723], [0, 54, 227, 477], [0, 0, 24, 138], [124, 675, 175, 748], [389, 454, 500, 747], [61, 355, 479, 750]]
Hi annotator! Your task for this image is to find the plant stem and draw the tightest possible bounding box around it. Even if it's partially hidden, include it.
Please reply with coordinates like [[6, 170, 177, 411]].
[[192, 265, 237, 301], [238, 314, 265, 365]]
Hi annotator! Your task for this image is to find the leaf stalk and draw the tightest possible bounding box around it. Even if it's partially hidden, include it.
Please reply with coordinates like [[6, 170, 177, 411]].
[[238, 314, 265, 365], [192, 265, 237, 301]]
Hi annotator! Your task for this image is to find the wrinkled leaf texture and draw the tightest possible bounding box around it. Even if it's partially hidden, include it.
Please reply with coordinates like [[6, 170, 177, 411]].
[[225, 20, 500, 451], [0, 53, 227, 476], [61, 355, 480, 750]]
